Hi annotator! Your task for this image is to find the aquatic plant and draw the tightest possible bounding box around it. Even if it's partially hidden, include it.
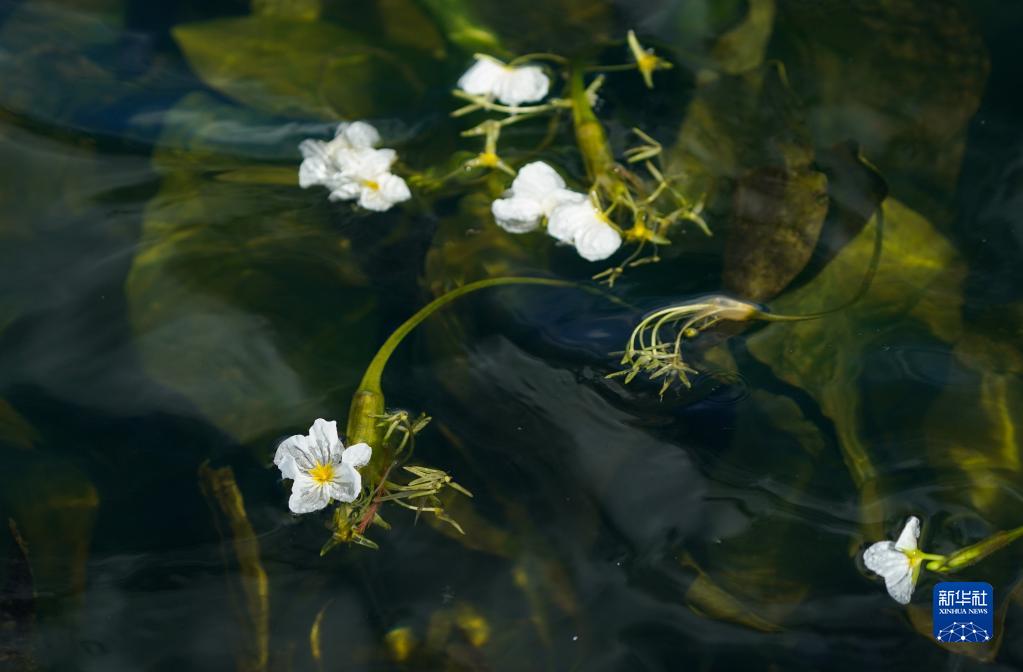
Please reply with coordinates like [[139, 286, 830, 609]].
[[864, 517, 1023, 605], [297, 121, 411, 210]]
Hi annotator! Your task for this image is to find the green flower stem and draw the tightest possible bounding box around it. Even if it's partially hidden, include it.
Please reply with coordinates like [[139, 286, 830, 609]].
[[926, 524, 1023, 572], [346, 277, 578, 467], [569, 65, 616, 188]]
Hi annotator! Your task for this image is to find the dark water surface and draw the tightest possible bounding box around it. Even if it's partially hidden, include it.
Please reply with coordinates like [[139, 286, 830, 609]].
[[2, 0, 1023, 670]]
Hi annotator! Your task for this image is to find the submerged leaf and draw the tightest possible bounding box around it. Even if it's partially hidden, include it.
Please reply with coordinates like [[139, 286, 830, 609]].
[[746, 198, 965, 534], [199, 463, 269, 672], [710, 0, 777, 75], [642, 0, 775, 75], [679, 553, 782, 632], [725, 166, 828, 301], [924, 311, 1023, 519], [773, 0, 989, 216], [173, 16, 427, 119], [3, 455, 98, 653], [126, 93, 376, 443]]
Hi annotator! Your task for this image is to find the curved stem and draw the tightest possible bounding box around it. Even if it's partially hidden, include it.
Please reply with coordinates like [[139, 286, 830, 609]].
[[347, 277, 580, 453], [356, 277, 575, 395]]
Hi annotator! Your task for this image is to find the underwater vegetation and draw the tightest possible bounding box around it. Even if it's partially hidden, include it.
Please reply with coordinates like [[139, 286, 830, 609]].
[[1, 0, 1022, 670]]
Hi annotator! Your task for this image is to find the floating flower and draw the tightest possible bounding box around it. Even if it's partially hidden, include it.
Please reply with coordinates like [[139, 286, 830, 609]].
[[548, 200, 623, 261], [491, 161, 584, 233], [627, 30, 672, 89], [457, 55, 550, 107], [863, 516, 923, 604], [298, 122, 411, 212], [274, 419, 372, 514]]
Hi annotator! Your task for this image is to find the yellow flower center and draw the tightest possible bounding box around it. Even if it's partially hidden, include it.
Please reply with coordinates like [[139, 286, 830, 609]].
[[308, 462, 335, 486], [638, 53, 658, 74], [362, 179, 380, 191]]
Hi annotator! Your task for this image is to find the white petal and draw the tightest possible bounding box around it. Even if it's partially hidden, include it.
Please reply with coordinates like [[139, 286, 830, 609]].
[[357, 177, 408, 212], [336, 121, 380, 149], [863, 541, 915, 604], [575, 220, 622, 261], [298, 157, 329, 188], [326, 463, 362, 503], [492, 196, 543, 233], [288, 475, 330, 514], [885, 569, 916, 605], [273, 434, 311, 480], [341, 442, 372, 469], [510, 161, 566, 201], [457, 56, 507, 96], [541, 188, 586, 216], [328, 181, 362, 202], [895, 516, 921, 552], [308, 418, 341, 464], [377, 173, 411, 204], [496, 65, 550, 106], [339, 147, 397, 182], [299, 139, 329, 161], [547, 201, 600, 244]]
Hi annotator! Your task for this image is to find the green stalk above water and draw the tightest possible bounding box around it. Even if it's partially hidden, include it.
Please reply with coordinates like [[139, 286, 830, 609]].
[[345, 276, 577, 457]]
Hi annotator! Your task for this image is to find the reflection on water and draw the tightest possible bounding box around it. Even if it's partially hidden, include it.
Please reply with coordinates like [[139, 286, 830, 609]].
[[1, 0, 1023, 670]]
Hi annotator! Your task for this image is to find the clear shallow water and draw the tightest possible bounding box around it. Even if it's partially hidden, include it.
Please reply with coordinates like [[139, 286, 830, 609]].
[[1, 1, 1023, 670]]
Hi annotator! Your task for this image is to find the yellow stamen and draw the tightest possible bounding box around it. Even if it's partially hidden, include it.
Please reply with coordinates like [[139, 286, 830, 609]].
[[362, 179, 380, 191], [308, 462, 335, 486]]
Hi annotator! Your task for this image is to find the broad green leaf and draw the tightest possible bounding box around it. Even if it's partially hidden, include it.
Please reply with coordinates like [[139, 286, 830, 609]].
[[746, 198, 965, 535], [924, 311, 1023, 519], [173, 16, 428, 119], [126, 93, 376, 443], [772, 0, 989, 217]]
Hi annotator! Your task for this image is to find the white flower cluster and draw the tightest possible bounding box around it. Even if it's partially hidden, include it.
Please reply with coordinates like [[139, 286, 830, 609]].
[[492, 161, 622, 261], [274, 419, 372, 514], [299, 121, 411, 212]]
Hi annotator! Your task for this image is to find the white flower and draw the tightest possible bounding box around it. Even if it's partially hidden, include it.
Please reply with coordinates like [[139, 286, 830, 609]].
[[491, 161, 584, 233], [863, 516, 922, 604], [547, 200, 622, 261], [457, 55, 550, 106], [298, 121, 411, 212], [274, 419, 372, 514]]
